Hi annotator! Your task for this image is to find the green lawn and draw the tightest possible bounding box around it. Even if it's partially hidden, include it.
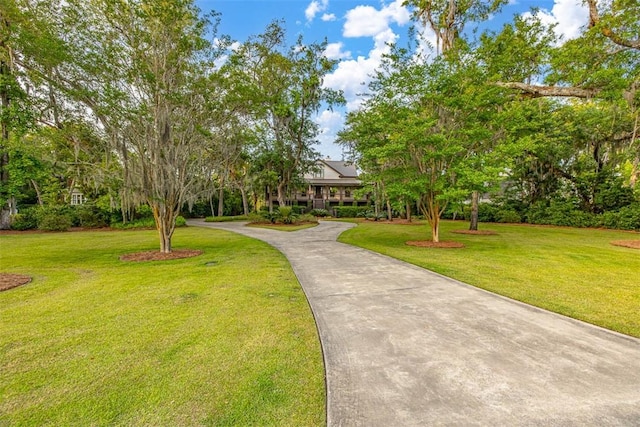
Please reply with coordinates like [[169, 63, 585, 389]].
[[0, 227, 324, 426], [338, 220, 640, 338]]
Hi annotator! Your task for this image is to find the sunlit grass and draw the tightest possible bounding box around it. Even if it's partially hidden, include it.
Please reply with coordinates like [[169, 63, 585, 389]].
[[339, 220, 640, 338], [0, 227, 324, 426]]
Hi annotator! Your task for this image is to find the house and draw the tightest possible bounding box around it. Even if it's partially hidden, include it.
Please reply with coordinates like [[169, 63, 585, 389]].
[[70, 188, 85, 205], [270, 159, 369, 209]]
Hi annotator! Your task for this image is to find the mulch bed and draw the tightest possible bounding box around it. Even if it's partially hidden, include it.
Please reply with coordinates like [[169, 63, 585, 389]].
[[610, 240, 640, 250], [451, 229, 498, 235], [406, 240, 465, 248], [0, 274, 32, 292], [120, 249, 203, 262]]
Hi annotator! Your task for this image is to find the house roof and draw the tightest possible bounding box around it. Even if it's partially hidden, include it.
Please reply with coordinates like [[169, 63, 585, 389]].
[[322, 160, 358, 178]]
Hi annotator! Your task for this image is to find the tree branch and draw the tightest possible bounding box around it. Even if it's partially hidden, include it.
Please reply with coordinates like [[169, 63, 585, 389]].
[[587, 0, 640, 50], [495, 82, 601, 98]]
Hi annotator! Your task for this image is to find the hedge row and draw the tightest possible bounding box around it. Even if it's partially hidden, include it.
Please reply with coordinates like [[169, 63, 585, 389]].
[[449, 201, 640, 231], [10, 204, 186, 231]]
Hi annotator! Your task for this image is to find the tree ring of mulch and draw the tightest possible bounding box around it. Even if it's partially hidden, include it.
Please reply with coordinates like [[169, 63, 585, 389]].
[[0, 273, 32, 292], [406, 240, 465, 248], [120, 249, 203, 262], [610, 240, 640, 250], [451, 229, 498, 235]]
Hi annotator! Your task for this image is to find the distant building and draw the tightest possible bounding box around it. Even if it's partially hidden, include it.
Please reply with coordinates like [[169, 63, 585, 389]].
[[269, 159, 369, 209], [70, 188, 85, 205]]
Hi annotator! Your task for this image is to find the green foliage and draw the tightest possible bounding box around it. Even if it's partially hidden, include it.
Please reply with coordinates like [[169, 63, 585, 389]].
[[358, 209, 387, 221], [36, 206, 74, 231], [309, 208, 329, 217], [247, 211, 268, 224], [110, 218, 156, 229], [291, 205, 306, 215], [277, 206, 297, 224], [332, 206, 370, 218], [495, 209, 522, 224], [600, 204, 640, 230], [73, 204, 110, 228], [9, 209, 38, 230]]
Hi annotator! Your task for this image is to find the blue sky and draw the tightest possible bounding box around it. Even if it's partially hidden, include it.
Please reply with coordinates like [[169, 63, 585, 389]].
[[195, 0, 590, 159]]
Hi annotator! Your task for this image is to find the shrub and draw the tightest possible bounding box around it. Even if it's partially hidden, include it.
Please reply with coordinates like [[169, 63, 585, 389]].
[[298, 214, 318, 223], [495, 209, 521, 223], [358, 209, 386, 221], [10, 208, 38, 230], [73, 204, 110, 228], [601, 204, 640, 230], [110, 217, 156, 229], [247, 212, 268, 224], [278, 206, 298, 224], [332, 206, 369, 218], [309, 208, 329, 217], [37, 207, 73, 231], [291, 205, 306, 215], [477, 204, 499, 222], [175, 216, 187, 227]]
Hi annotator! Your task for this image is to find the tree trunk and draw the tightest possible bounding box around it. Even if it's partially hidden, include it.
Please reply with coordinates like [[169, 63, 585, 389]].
[[386, 198, 392, 221], [406, 200, 412, 222], [151, 203, 176, 253], [0, 48, 11, 230], [469, 190, 479, 231], [431, 216, 440, 243], [217, 186, 224, 217], [240, 187, 249, 216], [277, 182, 286, 207], [419, 196, 441, 243], [266, 185, 273, 213], [31, 179, 44, 206]]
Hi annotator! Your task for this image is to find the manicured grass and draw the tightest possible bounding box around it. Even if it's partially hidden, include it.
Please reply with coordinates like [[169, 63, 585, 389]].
[[0, 227, 324, 426], [338, 220, 640, 338]]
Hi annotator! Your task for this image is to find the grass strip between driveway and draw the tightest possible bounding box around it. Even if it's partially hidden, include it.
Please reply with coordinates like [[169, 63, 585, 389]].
[[0, 227, 324, 426], [338, 220, 640, 338]]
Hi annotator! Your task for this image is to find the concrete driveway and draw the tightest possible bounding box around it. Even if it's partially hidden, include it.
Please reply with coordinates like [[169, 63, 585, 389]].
[[189, 219, 640, 426]]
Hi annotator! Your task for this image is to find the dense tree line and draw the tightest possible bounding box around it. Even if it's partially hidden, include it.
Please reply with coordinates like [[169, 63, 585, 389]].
[[1, 0, 638, 249], [0, 0, 338, 251], [339, 0, 639, 241]]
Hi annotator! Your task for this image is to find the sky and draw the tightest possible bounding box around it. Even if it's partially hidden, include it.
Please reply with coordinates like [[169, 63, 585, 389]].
[[195, 0, 590, 160]]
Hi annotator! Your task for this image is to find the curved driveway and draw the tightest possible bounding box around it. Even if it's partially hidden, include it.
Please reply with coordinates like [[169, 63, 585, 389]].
[[190, 219, 640, 426]]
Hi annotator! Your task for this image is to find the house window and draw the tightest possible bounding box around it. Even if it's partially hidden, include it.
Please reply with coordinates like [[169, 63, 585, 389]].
[[71, 193, 84, 205], [312, 169, 324, 178], [330, 187, 337, 197], [345, 189, 351, 198]]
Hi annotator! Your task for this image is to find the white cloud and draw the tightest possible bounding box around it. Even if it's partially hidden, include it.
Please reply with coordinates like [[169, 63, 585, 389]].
[[325, 0, 410, 111], [305, 0, 329, 22], [324, 42, 352, 60], [324, 56, 379, 110], [343, 0, 410, 38], [321, 13, 336, 22], [315, 110, 346, 159], [316, 0, 412, 157], [522, 0, 589, 42]]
